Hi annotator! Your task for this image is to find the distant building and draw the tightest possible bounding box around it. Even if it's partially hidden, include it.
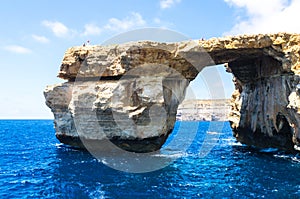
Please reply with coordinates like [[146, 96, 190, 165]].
[[176, 99, 231, 121]]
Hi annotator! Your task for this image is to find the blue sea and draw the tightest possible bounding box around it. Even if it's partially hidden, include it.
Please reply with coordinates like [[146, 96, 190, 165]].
[[1, 120, 300, 198]]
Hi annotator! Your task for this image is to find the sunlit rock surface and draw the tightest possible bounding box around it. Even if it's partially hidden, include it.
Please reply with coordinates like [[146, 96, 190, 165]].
[[176, 99, 231, 121], [45, 33, 300, 153]]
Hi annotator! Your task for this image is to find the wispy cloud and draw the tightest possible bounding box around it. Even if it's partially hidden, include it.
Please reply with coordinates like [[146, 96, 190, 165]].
[[160, 0, 181, 9], [32, 34, 49, 43], [104, 12, 146, 32], [43, 13, 146, 38], [42, 20, 70, 37], [82, 23, 102, 36], [224, 0, 300, 35], [4, 45, 32, 54]]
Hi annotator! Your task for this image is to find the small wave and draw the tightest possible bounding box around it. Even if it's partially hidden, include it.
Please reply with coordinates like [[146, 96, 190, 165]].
[[9, 179, 43, 185], [221, 138, 236, 141], [54, 143, 64, 148], [274, 154, 300, 163], [98, 158, 108, 164], [207, 131, 219, 135], [291, 156, 300, 163], [8, 180, 19, 184], [259, 148, 279, 153], [88, 183, 106, 199], [227, 141, 243, 146], [54, 143, 84, 152], [152, 152, 187, 159]]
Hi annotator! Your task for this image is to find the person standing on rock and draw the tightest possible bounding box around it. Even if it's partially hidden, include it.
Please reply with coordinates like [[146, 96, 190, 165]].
[[82, 40, 90, 47]]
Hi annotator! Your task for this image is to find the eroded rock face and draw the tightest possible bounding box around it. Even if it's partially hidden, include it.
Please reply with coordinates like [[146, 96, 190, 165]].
[[46, 61, 190, 152], [45, 33, 300, 153]]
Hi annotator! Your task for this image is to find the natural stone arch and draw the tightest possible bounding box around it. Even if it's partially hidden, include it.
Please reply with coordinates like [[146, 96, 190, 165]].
[[44, 33, 300, 153]]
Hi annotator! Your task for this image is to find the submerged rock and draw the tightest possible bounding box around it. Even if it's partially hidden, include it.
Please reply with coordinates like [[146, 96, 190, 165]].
[[44, 33, 300, 153]]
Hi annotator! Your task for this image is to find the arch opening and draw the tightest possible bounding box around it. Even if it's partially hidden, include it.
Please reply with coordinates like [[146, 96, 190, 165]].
[[176, 64, 234, 121]]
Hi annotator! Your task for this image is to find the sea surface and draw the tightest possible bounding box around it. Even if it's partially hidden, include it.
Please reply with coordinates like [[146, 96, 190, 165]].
[[1, 120, 300, 198]]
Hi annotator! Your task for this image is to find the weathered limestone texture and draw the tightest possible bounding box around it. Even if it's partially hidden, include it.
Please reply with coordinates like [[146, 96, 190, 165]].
[[44, 33, 300, 153]]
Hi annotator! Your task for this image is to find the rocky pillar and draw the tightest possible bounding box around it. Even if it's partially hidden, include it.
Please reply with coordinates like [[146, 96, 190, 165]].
[[44, 43, 196, 153]]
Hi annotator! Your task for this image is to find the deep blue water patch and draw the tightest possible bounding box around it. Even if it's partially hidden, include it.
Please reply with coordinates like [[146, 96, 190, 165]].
[[0, 120, 300, 198]]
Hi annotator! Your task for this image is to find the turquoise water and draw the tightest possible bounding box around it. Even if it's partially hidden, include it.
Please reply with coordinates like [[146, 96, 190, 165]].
[[1, 120, 300, 198]]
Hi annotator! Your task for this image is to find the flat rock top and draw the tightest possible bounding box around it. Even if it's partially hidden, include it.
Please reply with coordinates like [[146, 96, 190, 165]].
[[58, 33, 300, 80]]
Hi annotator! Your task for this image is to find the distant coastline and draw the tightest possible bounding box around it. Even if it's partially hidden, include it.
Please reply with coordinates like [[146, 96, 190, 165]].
[[176, 99, 231, 121]]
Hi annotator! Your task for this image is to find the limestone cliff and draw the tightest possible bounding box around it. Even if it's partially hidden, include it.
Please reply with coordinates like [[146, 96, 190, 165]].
[[177, 99, 231, 121], [44, 33, 300, 153]]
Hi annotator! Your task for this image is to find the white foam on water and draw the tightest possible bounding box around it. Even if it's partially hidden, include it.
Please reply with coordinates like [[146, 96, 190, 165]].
[[222, 139, 243, 146], [274, 154, 300, 163], [54, 143, 64, 148], [207, 131, 219, 135], [152, 152, 187, 159]]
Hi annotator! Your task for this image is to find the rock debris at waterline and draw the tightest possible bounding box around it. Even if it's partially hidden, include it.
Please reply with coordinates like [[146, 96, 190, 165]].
[[44, 33, 300, 153]]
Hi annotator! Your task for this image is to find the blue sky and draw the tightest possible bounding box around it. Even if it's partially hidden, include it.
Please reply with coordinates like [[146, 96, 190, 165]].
[[0, 0, 299, 119]]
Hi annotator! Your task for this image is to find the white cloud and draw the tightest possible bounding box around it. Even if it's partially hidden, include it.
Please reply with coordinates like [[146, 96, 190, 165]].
[[82, 23, 102, 36], [32, 34, 49, 43], [43, 13, 146, 38], [104, 12, 146, 32], [224, 0, 300, 35], [4, 45, 32, 54], [160, 0, 181, 9], [42, 20, 70, 37]]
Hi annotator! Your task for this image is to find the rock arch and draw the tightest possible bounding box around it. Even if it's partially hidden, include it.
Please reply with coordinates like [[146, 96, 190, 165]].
[[44, 33, 300, 153]]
